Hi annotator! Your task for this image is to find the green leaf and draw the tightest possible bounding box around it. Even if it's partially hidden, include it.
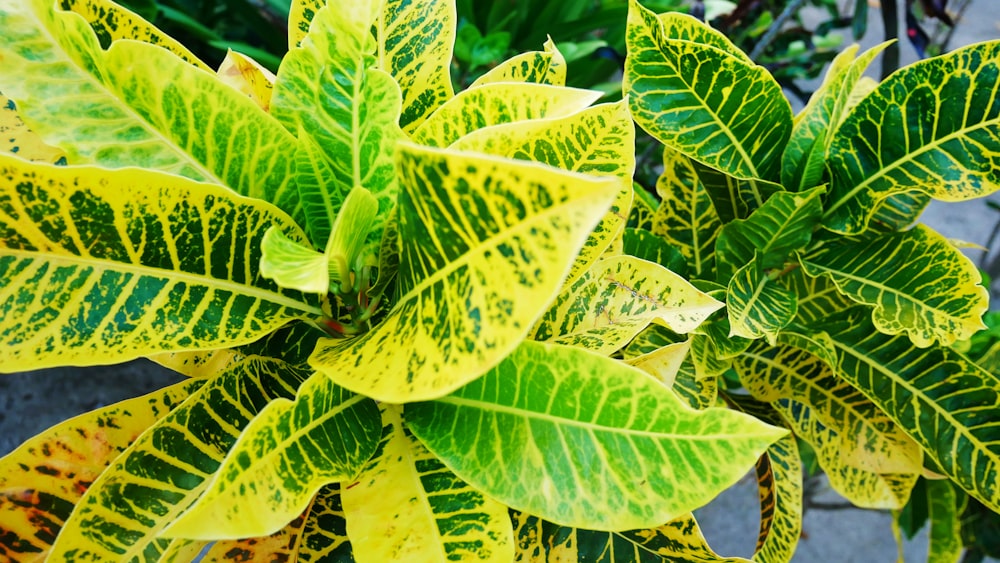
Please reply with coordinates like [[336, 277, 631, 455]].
[[413, 83, 603, 148], [259, 228, 330, 294], [271, 2, 403, 248], [824, 313, 1000, 514], [726, 258, 797, 344], [695, 162, 783, 224], [715, 186, 825, 280], [533, 255, 723, 354], [342, 405, 513, 562], [471, 37, 567, 87], [165, 373, 381, 540], [926, 480, 963, 563], [310, 143, 619, 402], [0, 156, 323, 371], [47, 357, 309, 561], [867, 191, 931, 232], [777, 265, 857, 326], [799, 224, 988, 347], [0, 379, 202, 560], [406, 340, 785, 530], [622, 228, 689, 277], [0, 0, 299, 215], [624, 1, 791, 180], [297, 484, 354, 562], [652, 147, 723, 277], [672, 354, 719, 410], [824, 42, 1000, 233], [511, 511, 750, 562]]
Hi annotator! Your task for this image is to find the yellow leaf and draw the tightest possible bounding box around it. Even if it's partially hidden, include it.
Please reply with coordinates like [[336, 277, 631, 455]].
[[217, 50, 276, 111], [471, 37, 567, 87]]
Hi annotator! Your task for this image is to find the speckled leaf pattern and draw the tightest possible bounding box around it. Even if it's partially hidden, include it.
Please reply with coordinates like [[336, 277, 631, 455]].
[[451, 100, 636, 286], [0, 379, 202, 562], [309, 143, 618, 402], [379, 0, 455, 131], [825, 314, 1000, 514], [166, 372, 381, 540], [272, 2, 402, 248], [342, 405, 514, 562], [148, 349, 244, 378], [622, 324, 684, 359], [47, 357, 309, 562], [297, 484, 354, 562], [715, 187, 825, 280], [726, 259, 797, 344], [824, 42, 1000, 234], [60, 0, 209, 70], [533, 255, 722, 354], [781, 43, 886, 191], [217, 50, 276, 111], [926, 479, 963, 563], [0, 93, 66, 164], [652, 147, 723, 277], [510, 511, 749, 562], [199, 513, 307, 562], [471, 37, 567, 87], [799, 224, 988, 347], [624, 0, 791, 181], [0, 0, 299, 215], [288, 0, 323, 48], [405, 340, 785, 531], [412, 83, 602, 148], [0, 156, 322, 371]]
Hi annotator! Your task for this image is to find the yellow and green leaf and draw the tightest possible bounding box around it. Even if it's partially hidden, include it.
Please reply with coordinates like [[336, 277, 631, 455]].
[[406, 340, 785, 531], [533, 255, 723, 354], [287, 0, 322, 48], [342, 405, 513, 562], [622, 227, 689, 277], [695, 162, 783, 224], [47, 357, 309, 561], [926, 479, 963, 563], [297, 484, 354, 562], [198, 513, 308, 562], [471, 37, 567, 87], [726, 258, 797, 344], [868, 191, 931, 232], [0, 93, 66, 163], [165, 372, 381, 540], [626, 340, 691, 388], [148, 349, 245, 378], [673, 354, 720, 410], [824, 42, 1000, 234], [0, 156, 322, 371], [799, 224, 988, 347], [0, 379, 202, 561], [624, 0, 791, 181], [629, 181, 658, 232], [217, 49, 276, 111], [310, 143, 618, 402], [777, 266, 857, 326]]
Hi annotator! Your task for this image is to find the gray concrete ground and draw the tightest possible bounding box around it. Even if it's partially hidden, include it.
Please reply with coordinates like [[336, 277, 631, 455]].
[[2, 1, 999, 561]]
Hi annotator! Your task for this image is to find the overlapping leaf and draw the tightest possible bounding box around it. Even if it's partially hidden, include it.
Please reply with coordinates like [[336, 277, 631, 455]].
[[726, 259, 797, 343], [297, 484, 354, 562], [47, 357, 309, 561], [777, 268, 855, 325], [867, 190, 931, 232], [310, 143, 618, 402], [824, 42, 1000, 233], [622, 228, 688, 277], [0, 156, 323, 371], [342, 405, 513, 562], [0, 0, 299, 214], [149, 349, 244, 378], [629, 182, 658, 232], [0, 94, 66, 163], [287, 0, 322, 48], [471, 37, 567, 87], [166, 373, 381, 540], [0, 379, 201, 561], [412, 83, 602, 148], [799, 224, 987, 347], [199, 514, 308, 562], [406, 340, 785, 530], [672, 356, 719, 410], [926, 480, 963, 563], [626, 340, 691, 388], [695, 162, 783, 224], [533, 255, 722, 354], [624, 0, 791, 181], [217, 50, 276, 111]]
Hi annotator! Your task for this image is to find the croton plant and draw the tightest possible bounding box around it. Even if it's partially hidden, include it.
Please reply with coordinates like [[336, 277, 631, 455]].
[[0, 0, 999, 561]]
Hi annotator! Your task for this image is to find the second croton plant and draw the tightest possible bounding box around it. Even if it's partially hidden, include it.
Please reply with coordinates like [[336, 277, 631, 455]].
[[0, 0, 999, 560]]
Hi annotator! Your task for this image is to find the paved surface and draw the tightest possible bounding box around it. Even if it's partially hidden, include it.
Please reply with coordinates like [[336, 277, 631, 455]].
[[1, 1, 998, 561]]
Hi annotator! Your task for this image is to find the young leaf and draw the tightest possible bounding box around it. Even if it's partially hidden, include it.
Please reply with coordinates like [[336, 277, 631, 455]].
[[799, 224, 988, 347], [0, 156, 323, 371], [533, 255, 723, 354], [824, 42, 1000, 234], [471, 37, 567, 87], [0, 379, 202, 560], [405, 340, 786, 531], [624, 1, 791, 181], [342, 405, 513, 562], [217, 49, 276, 111], [260, 228, 330, 294], [47, 358, 309, 561], [726, 258, 797, 344], [165, 372, 381, 540], [625, 340, 691, 388], [310, 144, 618, 402]]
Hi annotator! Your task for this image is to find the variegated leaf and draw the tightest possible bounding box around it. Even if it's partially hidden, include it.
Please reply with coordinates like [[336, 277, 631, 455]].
[[0, 156, 323, 371], [0, 0, 299, 215], [799, 224, 987, 347], [533, 255, 722, 354], [217, 49, 276, 111], [412, 83, 602, 148], [148, 349, 244, 378], [868, 190, 931, 232], [342, 405, 513, 562], [652, 147, 723, 277], [471, 37, 567, 87], [628, 182, 658, 232], [288, 0, 322, 48], [622, 228, 689, 277], [672, 355, 719, 410], [777, 267, 855, 326], [198, 513, 307, 562], [166, 372, 381, 540], [695, 161, 783, 224], [47, 357, 309, 561], [824, 42, 1000, 234], [406, 340, 785, 530], [626, 340, 691, 388], [379, 0, 456, 131], [0, 379, 202, 562], [310, 143, 618, 402], [726, 259, 797, 344], [926, 479, 963, 563], [0, 93, 66, 163], [297, 484, 354, 562], [624, 1, 791, 181], [511, 511, 749, 562], [623, 324, 684, 359]]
